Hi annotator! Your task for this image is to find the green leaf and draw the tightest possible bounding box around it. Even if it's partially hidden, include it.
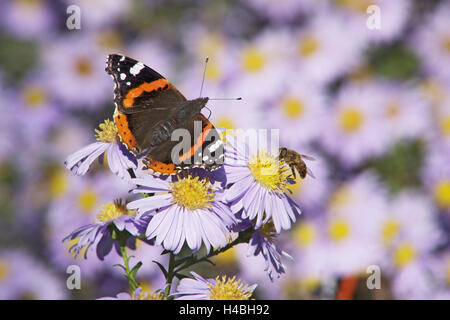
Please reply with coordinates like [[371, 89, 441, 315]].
[[112, 264, 126, 271], [130, 261, 143, 278], [367, 43, 420, 80], [153, 260, 168, 278]]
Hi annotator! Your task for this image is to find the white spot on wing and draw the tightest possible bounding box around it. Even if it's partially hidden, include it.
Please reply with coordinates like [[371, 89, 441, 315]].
[[130, 62, 144, 76], [120, 73, 126, 80]]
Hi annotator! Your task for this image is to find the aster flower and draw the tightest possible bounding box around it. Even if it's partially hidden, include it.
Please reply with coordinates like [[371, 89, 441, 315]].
[[411, 2, 450, 83], [319, 83, 390, 167], [223, 135, 302, 233], [127, 173, 236, 254], [175, 272, 257, 300], [63, 199, 147, 260], [0, 250, 67, 300], [41, 35, 111, 109], [65, 119, 137, 179], [99, 287, 166, 300], [245, 219, 293, 280], [0, 0, 55, 39], [264, 73, 326, 147], [291, 11, 366, 85]]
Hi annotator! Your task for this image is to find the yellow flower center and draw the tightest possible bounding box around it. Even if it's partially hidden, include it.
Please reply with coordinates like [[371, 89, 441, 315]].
[[242, 48, 266, 72], [95, 119, 118, 143], [132, 290, 166, 300], [77, 189, 98, 213], [213, 247, 238, 266], [282, 277, 321, 299], [215, 116, 235, 130], [335, 0, 373, 13], [329, 187, 352, 209], [300, 277, 321, 293], [393, 243, 416, 268], [97, 30, 123, 51], [441, 35, 450, 54], [199, 33, 224, 57], [299, 35, 320, 57], [97, 200, 135, 222], [74, 57, 93, 77], [24, 86, 47, 108], [48, 169, 68, 198], [293, 222, 317, 247], [434, 181, 450, 209], [282, 97, 305, 119], [382, 219, 400, 245], [446, 260, 450, 286], [0, 260, 11, 281], [421, 79, 445, 106], [170, 175, 215, 210], [329, 220, 350, 241], [339, 108, 364, 133], [208, 276, 254, 300], [439, 117, 450, 136], [17, 0, 41, 9], [385, 103, 400, 118], [205, 61, 221, 81], [247, 151, 291, 193]]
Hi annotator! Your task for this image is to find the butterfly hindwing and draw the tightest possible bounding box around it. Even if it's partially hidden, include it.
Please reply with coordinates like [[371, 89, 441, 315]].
[[143, 113, 224, 174]]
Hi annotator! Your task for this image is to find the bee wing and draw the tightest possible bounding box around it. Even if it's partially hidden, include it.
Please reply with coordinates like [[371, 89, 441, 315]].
[[306, 167, 316, 179], [301, 154, 316, 161]]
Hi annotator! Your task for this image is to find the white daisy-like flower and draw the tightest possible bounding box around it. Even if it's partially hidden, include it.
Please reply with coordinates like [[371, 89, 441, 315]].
[[264, 73, 327, 147], [227, 29, 292, 106], [287, 219, 332, 298], [291, 11, 366, 85], [411, 2, 450, 83], [322, 172, 387, 276], [391, 260, 436, 299], [62, 0, 131, 30], [422, 142, 450, 212], [320, 83, 390, 167], [431, 99, 450, 148], [0, 0, 54, 39], [331, 0, 412, 43], [373, 81, 432, 143], [41, 35, 111, 109], [377, 191, 443, 272]]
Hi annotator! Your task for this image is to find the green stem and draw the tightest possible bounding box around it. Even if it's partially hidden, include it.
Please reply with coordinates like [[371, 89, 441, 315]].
[[174, 229, 254, 274], [120, 245, 139, 292], [164, 253, 176, 298]]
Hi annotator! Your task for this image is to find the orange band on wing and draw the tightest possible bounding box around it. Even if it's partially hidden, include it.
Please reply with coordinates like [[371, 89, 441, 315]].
[[123, 79, 169, 108], [178, 120, 212, 162], [146, 160, 178, 174], [114, 113, 137, 151]]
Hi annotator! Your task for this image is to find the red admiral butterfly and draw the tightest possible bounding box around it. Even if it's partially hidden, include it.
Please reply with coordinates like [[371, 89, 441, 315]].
[[105, 54, 224, 175]]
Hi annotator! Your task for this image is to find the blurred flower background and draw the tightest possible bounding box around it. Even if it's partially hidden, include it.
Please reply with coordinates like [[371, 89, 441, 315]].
[[0, 0, 450, 300]]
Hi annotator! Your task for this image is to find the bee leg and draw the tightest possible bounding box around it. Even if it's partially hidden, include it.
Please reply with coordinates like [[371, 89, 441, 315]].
[[291, 167, 297, 179]]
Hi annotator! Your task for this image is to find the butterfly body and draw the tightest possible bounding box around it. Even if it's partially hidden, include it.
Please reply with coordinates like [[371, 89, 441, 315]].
[[105, 54, 223, 175]]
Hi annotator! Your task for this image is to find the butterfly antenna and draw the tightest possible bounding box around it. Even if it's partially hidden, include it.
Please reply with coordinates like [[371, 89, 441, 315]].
[[199, 57, 209, 98], [209, 97, 242, 100], [204, 105, 212, 119]]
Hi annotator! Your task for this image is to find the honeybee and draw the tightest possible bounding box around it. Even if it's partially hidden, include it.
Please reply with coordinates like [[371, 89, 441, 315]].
[[278, 147, 315, 179]]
